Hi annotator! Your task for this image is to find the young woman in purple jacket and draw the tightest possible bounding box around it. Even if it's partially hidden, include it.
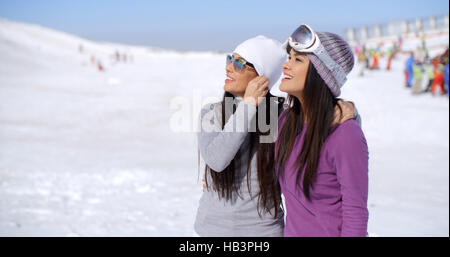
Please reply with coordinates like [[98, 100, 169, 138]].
[[275, 24, 369, 237]]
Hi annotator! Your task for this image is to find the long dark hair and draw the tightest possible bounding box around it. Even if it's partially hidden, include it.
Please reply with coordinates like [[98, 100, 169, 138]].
[[275, 45, 342, 200], [203, 91, 284, 218]]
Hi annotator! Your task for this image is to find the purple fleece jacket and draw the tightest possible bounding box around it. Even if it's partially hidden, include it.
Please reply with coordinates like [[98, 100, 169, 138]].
[[275, 110, 369, 237]]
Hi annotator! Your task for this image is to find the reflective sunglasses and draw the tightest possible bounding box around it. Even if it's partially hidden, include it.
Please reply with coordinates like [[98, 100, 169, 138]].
[[226, 54, 255, 72]]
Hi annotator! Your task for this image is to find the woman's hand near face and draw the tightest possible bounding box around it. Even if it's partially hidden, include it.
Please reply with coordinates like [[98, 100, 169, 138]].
[[243, 76, 269, 106], [333, 100, 355, 125]]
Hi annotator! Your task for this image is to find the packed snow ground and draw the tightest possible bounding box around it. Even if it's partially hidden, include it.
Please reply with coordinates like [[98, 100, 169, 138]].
[[0, 19, 448, 236]]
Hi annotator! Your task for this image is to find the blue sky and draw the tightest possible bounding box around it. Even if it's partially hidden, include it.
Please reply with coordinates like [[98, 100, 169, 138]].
[[0, 0, 448, 51]]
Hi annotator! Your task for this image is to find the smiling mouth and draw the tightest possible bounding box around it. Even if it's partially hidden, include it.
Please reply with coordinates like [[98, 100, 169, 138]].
[[282, 74, 293, 80], [225, 75, 235, 82]]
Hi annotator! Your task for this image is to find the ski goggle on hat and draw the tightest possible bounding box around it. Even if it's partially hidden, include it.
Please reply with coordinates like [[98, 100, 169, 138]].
[[226, 54, 255, 72], [282, 24, 347, 87]]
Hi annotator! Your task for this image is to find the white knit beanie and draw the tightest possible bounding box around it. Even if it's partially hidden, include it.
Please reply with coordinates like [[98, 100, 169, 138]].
[[233, 35, 287, 90]]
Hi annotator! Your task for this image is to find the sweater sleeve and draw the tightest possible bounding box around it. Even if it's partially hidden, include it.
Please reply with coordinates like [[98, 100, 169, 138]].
[[197, 100, 257, 172], [353, 104, 362, 128], [332, 120, 369, 237]]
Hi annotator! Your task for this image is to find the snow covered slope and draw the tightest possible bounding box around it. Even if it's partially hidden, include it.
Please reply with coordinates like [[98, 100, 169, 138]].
[[0, 18, 448, 236]]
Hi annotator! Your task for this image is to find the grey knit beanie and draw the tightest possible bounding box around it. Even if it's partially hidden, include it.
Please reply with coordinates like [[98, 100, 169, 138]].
[[306, 32, 354, 97]]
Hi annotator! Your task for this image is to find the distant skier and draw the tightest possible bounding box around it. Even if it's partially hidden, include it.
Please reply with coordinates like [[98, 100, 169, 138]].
[[423, 61, 435, 93], [357, 45, 367, 76], [431, 64, 445, 95], [398, 35, 403, 52], [115, 51, 120, 62], [405, 53, 414, 88], [412, 60, 424, 94], [386, 49, 393, 71], [444, 62, 449, 95], [392, 42, 399, 58], [98, 61, 104, 72], [370, 51, 379, 70], [420, 35, 429, 60], [365, 48, 370, 69]]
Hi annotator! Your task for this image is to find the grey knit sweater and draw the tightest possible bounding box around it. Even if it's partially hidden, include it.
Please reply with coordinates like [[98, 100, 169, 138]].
[[194, 97, 284, 237]]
